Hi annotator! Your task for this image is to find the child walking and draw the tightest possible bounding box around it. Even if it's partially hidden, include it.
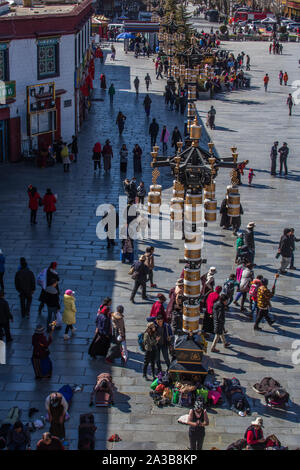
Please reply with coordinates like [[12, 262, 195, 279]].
[[248, 168, 255, 186]]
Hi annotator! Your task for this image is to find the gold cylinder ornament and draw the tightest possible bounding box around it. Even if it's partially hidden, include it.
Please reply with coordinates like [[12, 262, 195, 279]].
[[184, 280, 201, 297], [170, 197, 184, 221], [190, 121, 202, 140], [185, 204, 203, 223], [204, 182, 216, 200], [185, 193, 203, 205], [184, 268, 201, 282], [183, 303, 200, 318], [148, 191, 161, 205], [150, 184, 162, 194], [148, 203, 160, 214], [204, 199, 217, 222], [227, 193, 240, 217], [227, 185, 239, 195]]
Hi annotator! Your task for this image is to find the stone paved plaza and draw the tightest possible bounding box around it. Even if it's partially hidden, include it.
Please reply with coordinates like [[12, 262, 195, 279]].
[[0, 20, 300, 450]]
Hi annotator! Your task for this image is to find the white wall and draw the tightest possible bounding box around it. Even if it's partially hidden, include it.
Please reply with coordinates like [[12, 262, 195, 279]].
[[9, 33, 76, 145]]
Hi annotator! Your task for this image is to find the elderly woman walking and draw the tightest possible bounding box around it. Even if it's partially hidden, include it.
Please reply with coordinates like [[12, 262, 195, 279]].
[[31, 324, 55, 379], [88, 297, 112, 358]]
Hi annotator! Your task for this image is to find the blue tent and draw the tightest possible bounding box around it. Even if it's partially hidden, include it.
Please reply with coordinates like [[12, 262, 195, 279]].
[[116, 32, 135, 39]]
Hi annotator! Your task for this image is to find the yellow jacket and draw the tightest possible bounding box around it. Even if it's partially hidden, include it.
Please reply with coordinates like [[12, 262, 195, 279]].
[[63, 294, 76, 325]]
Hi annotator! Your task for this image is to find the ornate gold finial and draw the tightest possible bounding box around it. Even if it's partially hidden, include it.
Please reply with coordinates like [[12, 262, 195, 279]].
[[177, 141, 183, 154], [150, 150, 157, 168], [208, 142, 214, 154], [232, 152, 238, 164], [174, 180, 184, 192]]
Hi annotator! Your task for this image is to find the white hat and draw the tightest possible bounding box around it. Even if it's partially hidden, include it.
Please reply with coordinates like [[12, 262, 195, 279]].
[[251, 417, 263, 427], [247, 222, 256, 228], [209, 266, 217, 273]]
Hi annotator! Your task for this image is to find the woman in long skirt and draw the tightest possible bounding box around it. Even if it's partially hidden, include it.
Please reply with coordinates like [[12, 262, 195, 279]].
[[88, 299, 112, 358], [31, 325, 54, 379], [102, 139, 113, 172]]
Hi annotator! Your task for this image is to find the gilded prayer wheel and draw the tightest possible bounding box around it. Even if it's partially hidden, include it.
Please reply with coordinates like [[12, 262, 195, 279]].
[[184, 280, 200, 297], [227, 192, 240, 217], [204, 199, 217, 222], [204, 182, 216, 200], [227, 185, 239, 195], [184, 268, 201, 282], [187, 103, 195, 118], [185, 204, 203, 223], [170, 197, 184, 221], [148, 203, 160, 214], [188, 86, 197, 101], [183, 303, 200, 333], [185, 193, 202, 205], [184, 231, 203, 244], [150, 184, 162, 194], [173, 181, 184, 198], [147, 191, 161, 205]]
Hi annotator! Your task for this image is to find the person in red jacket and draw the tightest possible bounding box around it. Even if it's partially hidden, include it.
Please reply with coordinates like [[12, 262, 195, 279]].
[[149, 294, 167, 322], [42, 188, 57, 228], [202, 286, 222, 335], [245, 417, 265, 450], [28, 185, 41, 225], [93, 142, 102, 173]]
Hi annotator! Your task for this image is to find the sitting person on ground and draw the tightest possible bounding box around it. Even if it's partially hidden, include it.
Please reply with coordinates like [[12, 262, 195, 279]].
[[244, 417, 265, 450], [36, 432, 64, 450]]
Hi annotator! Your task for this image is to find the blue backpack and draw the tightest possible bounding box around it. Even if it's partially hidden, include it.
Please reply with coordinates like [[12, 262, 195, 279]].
[[137, 333, 145, 352]]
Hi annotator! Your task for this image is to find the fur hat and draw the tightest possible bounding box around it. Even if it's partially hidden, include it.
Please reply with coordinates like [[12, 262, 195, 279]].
[[247, 222, 256, 228], [251, 417, 264, 427]]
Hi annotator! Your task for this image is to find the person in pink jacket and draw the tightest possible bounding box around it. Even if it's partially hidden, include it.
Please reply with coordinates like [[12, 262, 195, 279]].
[[160, 125, 170, 155]]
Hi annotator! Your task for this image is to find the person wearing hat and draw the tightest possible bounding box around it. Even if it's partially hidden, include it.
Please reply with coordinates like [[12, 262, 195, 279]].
[[102, 139, 113, 172], [244, 222, 255, 264], [143, 322, 159, 381], [150, 293, 167, 322], [270, 141, 279, 176], [145, 246, 156, 288], [130, 255, 150, 303], [187, 399, 209, 450], [63, 290, 77, 340], [211, 294, 231, 353], [200, 268, 217, 310], [0, 249, 5, 292], [171, 294, 184, 335], [254, 278, 276, 331], [31, 324, 54, 379], [15, 257, 36, 319], [245, 417, 265, 450]]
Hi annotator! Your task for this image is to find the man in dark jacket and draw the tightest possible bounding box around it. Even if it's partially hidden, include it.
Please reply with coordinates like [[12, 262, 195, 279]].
[[44, 281, 60, 331], [171, 126, 182, 148], [244, 222, 255, 263], [278, 142, 289, 176], [270, 141, 278, 176], [289, 228, 299, 269], [14, 258, 35, 318], [149, 118, 159, 146], [278, 228, 293, 274], [211, 294, 230, 353], [0, 291, 13, 342], [130, 255, 149, 303], [71, 135, 78, 162], [152, 314, 172, 373]]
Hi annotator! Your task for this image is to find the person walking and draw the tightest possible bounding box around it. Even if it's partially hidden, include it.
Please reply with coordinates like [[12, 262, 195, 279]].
[[143, 322, 159, 380], [71, 135, 78, 162], [134, 76, 140, 95], [244, 222, 256, 263], [254, 278, 277, 331], [248, 168, 255, 186], [88, 299, 112, 358], [156, 62, 163, 79], [0, 290, 13, 343], [38, 262, 59, 315], [153, 314, 171, 373], [283, 71, 288, 86], [0, 249, 5, 292], [27, 185, 41, 225], [289, 228, 299, 270], [116, 111, 126, 135], [61, 142, 71, 173], [63, 289, 77, 340], [286, 94, 294, 116], [120, 143, 128, 173], [15, 257, 35, 319], [92, 142, 102, 173], [110, 44, 116, 61], [44, 280, 60, 332], [133, 144, 143, 173], [246, 54, 250, 71], [102, 139, 113, 172], [171, 126, 182, 149], [149, 118, 159, 146], [279, 70, 283, 85], [108, 83, 115, 103], [31, 324, 54, 379], [263, 73, 269, 92], [145, 73, 152, 91], [211, 294, 231, 353], [270, 141, 278, 176], [42, 189, 57, 228], [107, 305, 127, 365], [145, 246, 156, 287], [6, 421, 31, 451], [150, 293, 167, 322], [130, 255, 149, 303], [203, 286, 222, 335], [277, 228, 293, 274], [187, 399, 209, 450], [160, 125, 170, 155], [143, 94, 152, 116], [278, 142, 289, 176], [234, 263, 254, 313], [100, 73, 106, 90], [137, 181, 146, 205], [207, 106, 216, 129]]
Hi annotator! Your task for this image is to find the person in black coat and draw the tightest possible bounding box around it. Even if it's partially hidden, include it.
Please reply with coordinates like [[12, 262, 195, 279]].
[[0, 291, 13, 342], [244, 222, 255, 263], [14, 258, 35, 318], [130, 255, 150, 303], [171, 126, 182, 148], [211, 294, 230, 353], [219, 197, 231, 229], [38, 262, 60, 315], [149, 118, 159, 146], [278, 228, 293, 274]]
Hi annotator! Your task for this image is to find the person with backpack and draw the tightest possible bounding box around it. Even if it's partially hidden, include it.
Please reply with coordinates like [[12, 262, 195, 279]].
[[248, 275, 263, 319], [143, 322, 159, 381], [254, 278, 277, 331], [244, 417, 265, 450], [187, 399, 209, 450], [38, 262, 60, 315], [88, 298, 112, 358], [222, 274, 238, 306], [233, 262, 254, 313], [203, 286, 222, 336]]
